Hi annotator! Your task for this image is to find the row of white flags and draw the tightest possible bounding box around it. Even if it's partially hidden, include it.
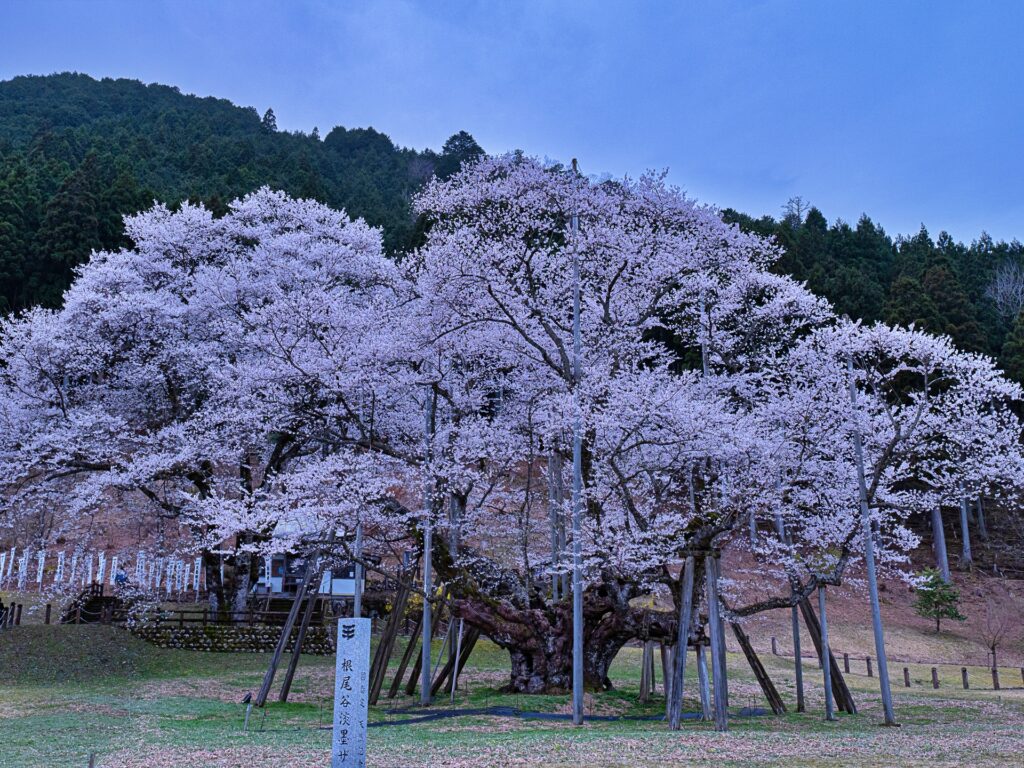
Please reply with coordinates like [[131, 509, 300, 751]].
[[0, 547, 204, 595]]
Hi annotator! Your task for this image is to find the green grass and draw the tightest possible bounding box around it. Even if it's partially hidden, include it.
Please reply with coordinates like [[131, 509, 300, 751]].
[[1, 623, 1022, 767]]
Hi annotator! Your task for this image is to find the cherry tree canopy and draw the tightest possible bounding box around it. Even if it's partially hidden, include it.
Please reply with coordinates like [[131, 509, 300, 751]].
[[1, 157, 1021, 692]]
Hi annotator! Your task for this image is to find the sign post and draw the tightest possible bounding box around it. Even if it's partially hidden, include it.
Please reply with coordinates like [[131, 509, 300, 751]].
[[332, 617, 370, 768]]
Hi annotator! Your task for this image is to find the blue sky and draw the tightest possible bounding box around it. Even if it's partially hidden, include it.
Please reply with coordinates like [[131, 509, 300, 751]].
[[2, 0, 1022, 242]]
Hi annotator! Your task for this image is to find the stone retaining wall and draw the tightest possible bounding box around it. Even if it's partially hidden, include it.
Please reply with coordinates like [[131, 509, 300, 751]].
[[130, 624, 336, 654]]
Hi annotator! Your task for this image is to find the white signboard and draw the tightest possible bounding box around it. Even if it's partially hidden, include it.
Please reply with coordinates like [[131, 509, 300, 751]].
[[332, 618, 370, 768]]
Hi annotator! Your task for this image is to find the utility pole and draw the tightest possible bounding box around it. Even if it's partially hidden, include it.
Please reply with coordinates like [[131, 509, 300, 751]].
[[846, 353, 897, 726], [570, 158, 584, 726]]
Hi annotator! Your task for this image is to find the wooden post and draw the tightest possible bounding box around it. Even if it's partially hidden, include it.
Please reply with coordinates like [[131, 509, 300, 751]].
[[705, 556, 728, 732], [903, 667, 910, 687], [667, 556, 695, 730], [931, 667, 939, 689], [771, 636, 778, 655], [15, 604, 22, 625], [992, 667, 1000, 690], [843, 653, 850, 673], [44, 604, 51, 625], [75, 605, 81, 624], [203, 608, 208, 626], [961, 667, 969, 689], [731, 622, 786, 715], [866, 656, 873, 677]]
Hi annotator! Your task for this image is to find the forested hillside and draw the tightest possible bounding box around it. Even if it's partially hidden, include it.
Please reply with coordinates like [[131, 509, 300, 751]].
[[0, 72, 482, 309], [2, 73, 1023, 378], [724, 203, 1024, 381]]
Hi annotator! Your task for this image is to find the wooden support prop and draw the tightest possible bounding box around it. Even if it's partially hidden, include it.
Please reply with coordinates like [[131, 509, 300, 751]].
[[866, 656, 873, 678], [662, 644, 674, 719], [705, 557, 728, 732], [388, 609, 424, 699], [639, 641, 652, 703], [903, 667, 910, 687], [649, 640, 658, 694], [430, 626, 480, 697], [843, 653, 850, 673], [659, 642, 672, 704], [711, 555, 729, 709], [992, 667, 1000, 690], [667, 556, 695, 730], [368, 578, 412, 705], [931, 667, 939, 689], [961, 667, 969, 689], [450, 619, 464, 703], [278, 589, 321, 703], [255, 553, 319, 708], [696, 644, 712, 721], [404, 590, 448, 696], [731, 622, 786, 715], [799, 598, 856, 714]]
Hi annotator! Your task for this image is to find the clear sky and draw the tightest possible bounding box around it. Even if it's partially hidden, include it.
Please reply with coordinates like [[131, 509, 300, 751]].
[[3, 0, 1022, 243]]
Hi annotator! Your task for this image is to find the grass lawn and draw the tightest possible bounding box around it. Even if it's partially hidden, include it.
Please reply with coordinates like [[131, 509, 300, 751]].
[[1, 621, 1022, 767]]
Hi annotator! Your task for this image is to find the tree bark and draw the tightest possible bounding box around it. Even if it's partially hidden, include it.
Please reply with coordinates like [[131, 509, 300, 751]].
[[959, 495, 973, 568], [932, 505, 952, 582]]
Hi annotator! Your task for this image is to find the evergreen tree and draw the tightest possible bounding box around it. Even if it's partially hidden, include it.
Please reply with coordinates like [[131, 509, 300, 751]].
[[261, 108, 277, 133], [1000, 309, 1024, 382], [435, 131, 484, 180], [913, 568, 966, 633]]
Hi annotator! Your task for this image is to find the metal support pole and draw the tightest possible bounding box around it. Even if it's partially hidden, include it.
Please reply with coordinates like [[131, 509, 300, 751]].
[[818, 586, 836, 721], [847, 354, 898, 726], [569, 161, 584, 726], [353, 520, 363, 619]]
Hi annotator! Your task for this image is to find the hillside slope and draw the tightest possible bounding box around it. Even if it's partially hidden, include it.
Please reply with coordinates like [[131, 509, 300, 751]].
[[0, 72, 482, 309]]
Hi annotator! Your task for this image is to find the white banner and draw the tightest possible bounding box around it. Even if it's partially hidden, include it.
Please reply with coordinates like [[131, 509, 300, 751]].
[[56, 551, 65, 582]]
